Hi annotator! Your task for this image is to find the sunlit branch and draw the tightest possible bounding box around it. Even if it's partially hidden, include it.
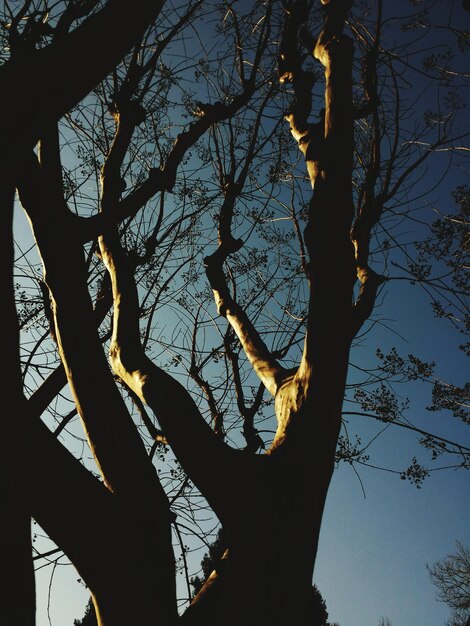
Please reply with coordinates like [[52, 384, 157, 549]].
[[18, 147, 172, 524], [204, 177, 287, 397], [98, 94, 235, 506], [286, 0, 356, 372], [204, 82, 290, 397], [280, 0, 319, 189]]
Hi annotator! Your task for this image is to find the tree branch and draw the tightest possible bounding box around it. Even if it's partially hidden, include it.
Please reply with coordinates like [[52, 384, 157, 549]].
[[268, 0, 356, 455], [204, 186, 287, 398], [0, 170, 138, 601], [17, 144, 172, 524], [204, 88, 289, 397], [189, 313, 226, 438], [98, 100, 236, 507], [284, 0, 356, 372], [0, 0, 166, 153]]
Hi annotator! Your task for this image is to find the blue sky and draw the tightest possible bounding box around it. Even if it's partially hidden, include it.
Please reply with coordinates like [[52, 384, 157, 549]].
[[312, 236, 469, 626], [316, 458, 469, 626]]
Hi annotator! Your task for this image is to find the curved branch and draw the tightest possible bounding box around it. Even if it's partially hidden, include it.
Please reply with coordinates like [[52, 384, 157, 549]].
[[204, 188, 287, 397], [0, 175, 141, 601], [265, 0, 357, 456], [100, 232, 236, 504], [98, 101, 236, 506], [17, 146, 172, 521], [204, 88, 289, 397]]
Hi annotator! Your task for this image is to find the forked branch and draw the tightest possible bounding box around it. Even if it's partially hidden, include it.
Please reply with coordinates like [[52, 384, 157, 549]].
[[204, 158, 288, 397], [98, 97, 235, 505]]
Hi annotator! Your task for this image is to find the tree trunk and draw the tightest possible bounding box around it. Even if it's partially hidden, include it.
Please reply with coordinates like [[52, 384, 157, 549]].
[[185, 418, 340, 626]]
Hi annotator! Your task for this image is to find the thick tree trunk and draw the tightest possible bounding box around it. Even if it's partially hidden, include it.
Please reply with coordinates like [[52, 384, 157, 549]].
[[7, 3, 366, 624], [1, 502, 35, 626], [0, 172, 36, 626], [185, 462, 332, 626], [85, 518, 177, 626], [184, 391, 344, 626]]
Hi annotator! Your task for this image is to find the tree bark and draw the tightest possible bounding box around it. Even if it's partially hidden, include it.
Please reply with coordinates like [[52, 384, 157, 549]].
[[17, 154, 178, 624], [189, 4, 359, 623]]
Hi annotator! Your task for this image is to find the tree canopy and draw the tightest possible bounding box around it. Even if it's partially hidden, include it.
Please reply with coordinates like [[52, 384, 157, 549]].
[[1, 1, 468, 625]]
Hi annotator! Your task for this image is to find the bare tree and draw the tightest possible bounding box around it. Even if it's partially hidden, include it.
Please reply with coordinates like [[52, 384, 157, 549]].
[[429, 543, 470, 626], [1, 1, 468, 626]]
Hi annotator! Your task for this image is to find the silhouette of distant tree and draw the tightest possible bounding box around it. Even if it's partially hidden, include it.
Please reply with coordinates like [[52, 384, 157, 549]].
[[74, 597, 98, 626], [191, 529, 339, 625], [309, 584, 334, 626], [190, 529, 226, 598], [428, 542, 470, 626]]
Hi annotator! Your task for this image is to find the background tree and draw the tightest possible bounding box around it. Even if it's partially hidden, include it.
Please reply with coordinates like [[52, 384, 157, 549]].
[[309, 585, 339, 626], [74, 598, 98, 626], [189, 531, 338, 625], [428, 542, 470, 626], [75, 530, 338, 625], [1, 1, 468, 625], [190, 530, 226, 599]]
